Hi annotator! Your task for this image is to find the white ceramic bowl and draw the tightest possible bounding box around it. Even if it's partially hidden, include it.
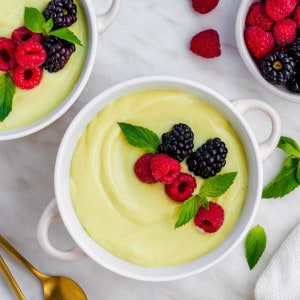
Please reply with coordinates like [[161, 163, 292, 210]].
[[37, 76, 281, 281], [0, 0, 121, 141], [236, 0, 300, 103]]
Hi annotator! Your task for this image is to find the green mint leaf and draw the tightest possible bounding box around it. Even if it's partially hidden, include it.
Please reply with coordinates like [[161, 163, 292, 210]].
[[0, 74, 16, 122], [262, 156, 300, 198], [24, 7, 46, 33], [49, 28, 83, 46], [199, 172, 237, 198], [277, 136, 300, 158], [118, 122, 160, 153], [245, 225, 267, 270], [297, 160, 300, 183], [199, 196, 209, 210], [43, 18, 54, 35], [175, 195, 200, 229]]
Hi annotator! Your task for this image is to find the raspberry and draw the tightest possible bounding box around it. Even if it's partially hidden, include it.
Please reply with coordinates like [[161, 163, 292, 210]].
[[265, 0, 297, 21], [194, 202, 224, 233], [244, 26, 274, 59], [12, 27, 43, 45], [293, 6, 300, 29], [150, 154, 180, 184], [15, 41, 46, 68], [191, 0, 219, 14], [190, 29, 221, 58], [12, 65, 43, 90], [246, 2, 274, 31], [273, 18, 297, 47], [134, 153, 157, 184], [165, 173, 197, 202], [0, 37, 16, 72]]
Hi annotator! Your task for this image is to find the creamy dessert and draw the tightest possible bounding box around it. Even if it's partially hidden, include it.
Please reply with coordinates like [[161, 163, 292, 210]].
[[69, 89, 248, 267], [0, 0, 87, 130]]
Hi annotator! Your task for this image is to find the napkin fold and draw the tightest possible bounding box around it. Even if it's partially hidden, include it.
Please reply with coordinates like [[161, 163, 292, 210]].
[[255, 223, 300, 300]]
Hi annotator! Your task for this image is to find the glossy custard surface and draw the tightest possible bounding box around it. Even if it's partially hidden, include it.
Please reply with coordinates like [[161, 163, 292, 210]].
[[0, 0, 87, 130], [69, 89, 248, 267]]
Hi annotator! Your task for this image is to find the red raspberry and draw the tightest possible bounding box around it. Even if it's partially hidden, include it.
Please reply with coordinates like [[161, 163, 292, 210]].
[[12, 27, 43, 45], [191, 0, 219, 14], [150, 154, 180, 184], [244, 26, 274, 59], [0, 37, 16, 72], [15, 41, 46, 68], [265, 0, 297, 21], [246, 2, 274, 31], [273, 18, 297, 46], [12, 65, 43, 90], [190, 29, 221, 58], [194, 202, 224, 233], [293, 6, 300, 30], [165, 172, 197, 202], [134, 153, 157, 184]]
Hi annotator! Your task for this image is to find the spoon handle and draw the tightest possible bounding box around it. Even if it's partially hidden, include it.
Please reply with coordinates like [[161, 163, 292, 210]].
[[0, 235, 42, 279], [0, 255, 26, 300]]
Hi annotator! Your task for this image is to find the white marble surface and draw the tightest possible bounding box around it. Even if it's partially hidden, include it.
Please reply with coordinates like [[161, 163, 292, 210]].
[[1, 0, 300, 299]]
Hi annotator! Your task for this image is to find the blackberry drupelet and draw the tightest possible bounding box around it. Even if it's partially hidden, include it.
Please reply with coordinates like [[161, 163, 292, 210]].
[[42, 36, 75, 72], [260, 51, 295, 85], [158, 123, 194, 162], [43, 0, 77, 29], [289, 38, 300, 63], [287, 64, 300, 93], [186, 137, 227, 178]]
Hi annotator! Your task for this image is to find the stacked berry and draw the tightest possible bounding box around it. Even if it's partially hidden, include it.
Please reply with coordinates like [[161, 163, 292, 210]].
[[244, 0, 300, 92]]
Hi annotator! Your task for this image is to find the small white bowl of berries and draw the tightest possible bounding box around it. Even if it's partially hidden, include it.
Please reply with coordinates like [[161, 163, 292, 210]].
[[236, 0, 300, 103]]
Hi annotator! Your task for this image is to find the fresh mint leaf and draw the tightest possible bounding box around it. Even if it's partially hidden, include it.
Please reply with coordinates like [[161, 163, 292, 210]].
[[277, 136, 300, 157], [0, 74, 16, 122], [175, 195, 200, 229], [118, 122, 160, 153], [199, 196, 209, 210], [24, 7, 46, 33], [245, 225, 267, 270], [43, 18, 54, 35], [199, 172, 237, 197], [262, 156, 299, 198], [49, 28, 83, 46]]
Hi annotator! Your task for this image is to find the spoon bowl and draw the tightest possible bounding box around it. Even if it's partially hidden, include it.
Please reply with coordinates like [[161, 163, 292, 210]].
[[0, 235, 87, 300]]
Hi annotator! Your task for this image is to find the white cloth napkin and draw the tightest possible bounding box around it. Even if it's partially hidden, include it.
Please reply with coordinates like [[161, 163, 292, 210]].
[[255, 223, 300, 300]]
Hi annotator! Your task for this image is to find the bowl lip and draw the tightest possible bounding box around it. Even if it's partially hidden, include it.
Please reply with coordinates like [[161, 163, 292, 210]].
[[235, 0, 300, 103], [54, 75, 263, 281], [0, 0, 98, 141]]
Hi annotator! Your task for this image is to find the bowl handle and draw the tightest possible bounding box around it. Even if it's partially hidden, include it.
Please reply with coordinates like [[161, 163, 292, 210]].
[[37, 199, 86, 260], [96, 0, 122, 34], [231, 98, 281, 161]]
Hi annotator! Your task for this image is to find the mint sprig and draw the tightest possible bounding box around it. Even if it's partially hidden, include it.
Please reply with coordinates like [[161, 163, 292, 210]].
[[118, 122, 160, 153], [0, 74, 16, 122], [24, 7, 82, 46], [263, 136, 300, 198], [245, 225, 267, 270], [175, 172, 237, 229]]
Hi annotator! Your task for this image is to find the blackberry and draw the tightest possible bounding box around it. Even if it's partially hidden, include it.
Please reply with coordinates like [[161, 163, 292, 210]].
[[158, 123, 194, 162], [289, 38, 300, 63], [186, 137, 227, 178], [42, 36, 75, 73], [287, 64, 300, 93], [43, 0, 77, 29], [260, 51, 295, 85]]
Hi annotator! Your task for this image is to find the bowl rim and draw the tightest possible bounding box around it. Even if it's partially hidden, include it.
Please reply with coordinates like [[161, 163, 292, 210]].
[[235, 0, 300, 103], [53, 75, 263, 281]]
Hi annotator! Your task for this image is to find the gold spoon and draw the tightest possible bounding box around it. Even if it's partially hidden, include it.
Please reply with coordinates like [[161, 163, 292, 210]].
[[0, 255, 26, 300], [0, 235, 87, 300]]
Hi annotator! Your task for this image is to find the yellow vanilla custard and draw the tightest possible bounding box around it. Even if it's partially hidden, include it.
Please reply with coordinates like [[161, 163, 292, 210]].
[[0, 0, 87, 130], [69, 90, 248, 267]]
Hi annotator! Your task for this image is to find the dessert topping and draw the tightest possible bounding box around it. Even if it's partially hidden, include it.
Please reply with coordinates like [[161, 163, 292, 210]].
[[12, 26, 43, 45], [12, 65, 43, 90], [134, 153, 157, 184], [0, 38, 16, 72]]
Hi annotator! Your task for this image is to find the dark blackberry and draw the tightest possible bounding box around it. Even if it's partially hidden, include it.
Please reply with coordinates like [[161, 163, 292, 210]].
[[289, 38, 300, 63], [42, 36, 75, 72], [287, 64, 300, 93], [158, 123, 194, 162], [186, 137, 227, 179], [43, 0, 77, 29], [260, 51, 295, 85]]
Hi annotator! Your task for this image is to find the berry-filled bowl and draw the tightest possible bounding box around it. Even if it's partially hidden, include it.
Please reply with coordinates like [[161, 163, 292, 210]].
[[0, 0, 121, 141], [37, 76, 281, 281], [236, 0, 300, 103]]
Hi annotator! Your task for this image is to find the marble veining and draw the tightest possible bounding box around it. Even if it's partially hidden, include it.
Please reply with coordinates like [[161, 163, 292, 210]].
[[1, 0, 300, 299]]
